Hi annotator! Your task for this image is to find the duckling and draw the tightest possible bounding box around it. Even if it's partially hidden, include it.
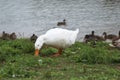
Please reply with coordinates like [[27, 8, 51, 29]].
[[2, 31, 10, 40], [10, 32, 17, 40], [57, 19, 66, 26], [30, 34, 38, 43], [103, 32, 117, 42]]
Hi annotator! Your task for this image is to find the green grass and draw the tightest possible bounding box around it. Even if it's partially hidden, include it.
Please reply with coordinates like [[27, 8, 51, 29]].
[[0, 39, 120, 80]]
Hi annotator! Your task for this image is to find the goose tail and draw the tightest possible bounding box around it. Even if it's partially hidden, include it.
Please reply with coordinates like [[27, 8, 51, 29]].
[[75, 28, 79, 34]]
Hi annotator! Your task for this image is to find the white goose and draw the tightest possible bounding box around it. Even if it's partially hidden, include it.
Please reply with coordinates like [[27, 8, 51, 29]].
[[35, 28, 79, 56]]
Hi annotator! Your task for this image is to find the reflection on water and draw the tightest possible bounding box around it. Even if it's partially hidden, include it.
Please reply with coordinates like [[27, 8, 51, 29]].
[[0, 0, 120, 41]]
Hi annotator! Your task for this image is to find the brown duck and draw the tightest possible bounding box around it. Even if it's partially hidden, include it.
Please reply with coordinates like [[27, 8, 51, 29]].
[[30, 34, 38, 43], [103, 32, 117, 41], [109, 31, 120, 49], [57, 19, 66, 26], [2, 31, 10, 40], [10, 32, 17, 40], [84, 31, 104, 43]]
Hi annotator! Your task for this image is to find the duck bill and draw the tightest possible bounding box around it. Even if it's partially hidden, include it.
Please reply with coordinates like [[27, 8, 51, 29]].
[[34, 49, 39, 56]]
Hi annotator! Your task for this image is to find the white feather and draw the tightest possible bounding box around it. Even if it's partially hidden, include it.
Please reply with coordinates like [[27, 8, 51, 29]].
[[35, 28, 79, 50]]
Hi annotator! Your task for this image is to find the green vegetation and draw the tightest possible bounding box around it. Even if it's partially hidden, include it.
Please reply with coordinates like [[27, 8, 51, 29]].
[[0, 39, 120, 80]]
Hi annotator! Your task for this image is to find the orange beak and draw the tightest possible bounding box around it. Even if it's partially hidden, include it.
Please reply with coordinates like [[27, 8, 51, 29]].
[[34, 49, 39, 56]]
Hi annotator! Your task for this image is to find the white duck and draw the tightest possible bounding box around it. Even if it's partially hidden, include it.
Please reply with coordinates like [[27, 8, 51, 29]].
[[35, 28, 79, 56]]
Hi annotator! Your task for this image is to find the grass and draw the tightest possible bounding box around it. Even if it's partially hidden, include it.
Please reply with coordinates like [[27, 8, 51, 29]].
[[0, 39, 120, 80]]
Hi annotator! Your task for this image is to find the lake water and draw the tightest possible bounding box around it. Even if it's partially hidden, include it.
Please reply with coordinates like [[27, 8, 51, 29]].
[[0, 0, 120, 41]]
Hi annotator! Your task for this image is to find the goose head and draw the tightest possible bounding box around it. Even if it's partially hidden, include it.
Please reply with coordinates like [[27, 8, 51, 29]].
[[34, 35, 45, 56]]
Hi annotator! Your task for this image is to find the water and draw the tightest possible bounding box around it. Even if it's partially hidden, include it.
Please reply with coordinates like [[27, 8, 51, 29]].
[[0, 0, 120, 41]]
